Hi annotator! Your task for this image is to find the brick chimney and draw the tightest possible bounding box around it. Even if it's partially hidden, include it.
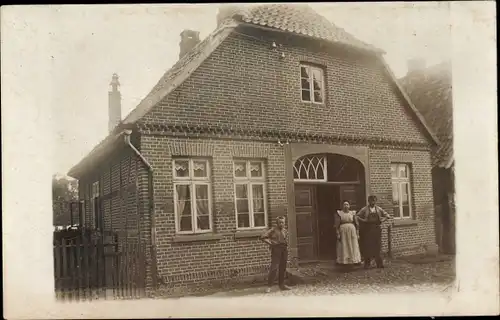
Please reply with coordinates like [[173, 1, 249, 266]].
[[407, 58, 426, 75], [179, 30, 200, 60], [108, 73, 121, 133]]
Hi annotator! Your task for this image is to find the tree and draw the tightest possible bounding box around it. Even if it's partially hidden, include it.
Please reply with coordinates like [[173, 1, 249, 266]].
[[52, 174, 79, 226]]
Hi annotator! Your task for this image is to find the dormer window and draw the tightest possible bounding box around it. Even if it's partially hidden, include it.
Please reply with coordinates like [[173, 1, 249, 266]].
[[300, 64, 325, 103]]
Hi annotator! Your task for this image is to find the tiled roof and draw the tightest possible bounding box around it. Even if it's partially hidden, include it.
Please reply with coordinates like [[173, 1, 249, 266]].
[[232, 4, 383, 53], [400, 62, 453, 168]]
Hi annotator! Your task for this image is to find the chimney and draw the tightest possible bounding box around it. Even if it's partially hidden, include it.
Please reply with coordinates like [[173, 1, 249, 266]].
[[179, 30, 200, 60], [407, 58, 426, 75], [108, 73, 121, 133]]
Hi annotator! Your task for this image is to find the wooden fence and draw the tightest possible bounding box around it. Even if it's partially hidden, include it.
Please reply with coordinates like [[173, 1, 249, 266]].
[[53, 236, 146, 301]]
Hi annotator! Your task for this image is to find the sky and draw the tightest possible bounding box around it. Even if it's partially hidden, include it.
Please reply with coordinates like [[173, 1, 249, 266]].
[[5, 3, 452, 175]]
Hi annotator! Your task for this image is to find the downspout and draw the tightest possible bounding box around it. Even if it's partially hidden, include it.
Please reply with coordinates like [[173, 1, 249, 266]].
[[123, 129, 158, 290]]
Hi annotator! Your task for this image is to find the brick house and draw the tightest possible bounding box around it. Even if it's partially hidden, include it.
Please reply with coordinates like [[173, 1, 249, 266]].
[[400, 61, 454, 254], [68, 4, 440, 294]]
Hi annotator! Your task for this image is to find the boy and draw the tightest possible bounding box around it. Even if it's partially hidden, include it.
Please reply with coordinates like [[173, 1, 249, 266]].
[[260, 216, 291, 293]]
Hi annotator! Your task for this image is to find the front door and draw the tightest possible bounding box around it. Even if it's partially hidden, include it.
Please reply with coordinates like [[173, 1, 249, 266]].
[[294, 184, 317, 261], [339, 184, 361, 211]]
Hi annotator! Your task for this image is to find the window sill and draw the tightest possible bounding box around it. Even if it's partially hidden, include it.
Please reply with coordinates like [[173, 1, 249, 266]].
[[234, 229, 266, 239], [172, 233, 224, 243], [392, 219, 418, 227]]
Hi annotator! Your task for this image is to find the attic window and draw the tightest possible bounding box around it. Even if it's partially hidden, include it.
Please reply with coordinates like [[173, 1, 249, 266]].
[[300, 64, 325, 104]]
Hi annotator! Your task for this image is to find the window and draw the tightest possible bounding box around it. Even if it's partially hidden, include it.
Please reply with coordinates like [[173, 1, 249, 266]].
[[233, 160, 267, 229], [91, 181, 101, 229], [391, 163, 412, 219], [173, 158, 212, 234], [300, 64, 325, 103]]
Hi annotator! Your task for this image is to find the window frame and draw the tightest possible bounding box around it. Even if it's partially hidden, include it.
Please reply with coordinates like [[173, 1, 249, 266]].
[[300, 64, 325, 104], [390, 163, 413, 220], [172, 158, 213, 234], [233, 159, 268, 230]]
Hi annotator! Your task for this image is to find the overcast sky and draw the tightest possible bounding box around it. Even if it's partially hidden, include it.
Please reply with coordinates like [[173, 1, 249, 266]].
[[5, 3, 452, 175]]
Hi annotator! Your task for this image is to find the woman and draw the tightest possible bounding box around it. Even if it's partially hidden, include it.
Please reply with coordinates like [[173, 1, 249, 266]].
[[357, 195, 392, 269], [334, 200, 362, 270]]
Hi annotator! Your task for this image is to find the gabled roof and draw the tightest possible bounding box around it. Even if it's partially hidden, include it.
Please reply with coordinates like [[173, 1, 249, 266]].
[[68, 4, 436, 178], [399, 62, 453, 168]]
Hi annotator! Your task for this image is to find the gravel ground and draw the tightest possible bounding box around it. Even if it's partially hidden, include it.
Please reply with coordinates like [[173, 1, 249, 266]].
[[208, 259, 455, 297]]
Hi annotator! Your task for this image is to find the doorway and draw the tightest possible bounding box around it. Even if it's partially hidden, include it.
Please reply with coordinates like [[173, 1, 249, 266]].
[[316, 184, 339, 260], [293, 153, 367, 263]]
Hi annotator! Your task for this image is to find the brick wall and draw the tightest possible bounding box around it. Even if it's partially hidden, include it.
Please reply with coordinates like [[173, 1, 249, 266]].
[[368, 148, 436, 256], [77, 145, 153, 293], [140, 136, 287, 293], [132, 26, 437, 292], [141, 26, 429, 146]]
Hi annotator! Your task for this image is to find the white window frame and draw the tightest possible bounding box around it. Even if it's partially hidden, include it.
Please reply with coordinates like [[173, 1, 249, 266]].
[[293, 155, 328, 182], [391, 163, 413, 220], [300, 64, 325, 104], [172, 158, 213, 234], [90, 181, 100, 229], [233, 159, 268, 230]]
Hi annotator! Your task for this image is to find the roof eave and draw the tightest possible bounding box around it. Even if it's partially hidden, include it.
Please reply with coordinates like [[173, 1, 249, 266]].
[[377, 55, 440, 147], [67, 124, 133, 179]]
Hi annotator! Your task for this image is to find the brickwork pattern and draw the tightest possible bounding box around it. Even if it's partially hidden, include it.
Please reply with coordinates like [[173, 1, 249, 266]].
[[140, 136, 287, 289], [368, 148, 436, 255], [141, 27, 429, 146]]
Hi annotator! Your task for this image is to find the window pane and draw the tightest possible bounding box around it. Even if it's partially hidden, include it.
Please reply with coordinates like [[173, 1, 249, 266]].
[[401, 183, 410, 205], [180, 215, 192, 231], [312, 74, 322, 91], [253, 198, 264, 213], [197, 215, 210, 230], [392, 182, 400, 205], [402, 205, 410, 218], [195, 184, 209, 200], [176, 185, 192, 231], [399, 164, 408, 178], [252, 184, 264, 199], [196, 199, 210, 216], [236, 199, 249, 213], [238, 213, 250, 228], [391, 164, 397, 178], [254, 213, 265, 227], [235, 184, 248, 199], [234, 161, 247, 178], [193, 160, 208, 178], [312, 68, 323, 82], [313, 90, 323, 103], [392, 206, 401, 218], [174, 160, 189, 177], [301, 78, 310, 90], [300, 66, 309, 78], [250, 162, 263, 177], [302, 90, 311, 101]]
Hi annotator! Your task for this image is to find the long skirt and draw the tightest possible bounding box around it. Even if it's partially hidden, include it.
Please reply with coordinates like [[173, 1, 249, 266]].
[[360, 224, 382, 259], [336, 223, 362, 265]]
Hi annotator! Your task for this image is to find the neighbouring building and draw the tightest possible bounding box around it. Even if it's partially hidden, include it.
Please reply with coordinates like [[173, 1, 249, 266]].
[[400, 61, 454, 254], [68, 4, 440, 295]]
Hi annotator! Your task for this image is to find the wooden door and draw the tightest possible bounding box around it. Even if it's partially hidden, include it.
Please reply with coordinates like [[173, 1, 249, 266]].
[[339, 184, 362, 211], [294, 185, 317, 261]]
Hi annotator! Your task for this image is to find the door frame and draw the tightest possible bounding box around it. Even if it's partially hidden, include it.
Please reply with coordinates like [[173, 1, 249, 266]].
[[285, 143, 370, 266]]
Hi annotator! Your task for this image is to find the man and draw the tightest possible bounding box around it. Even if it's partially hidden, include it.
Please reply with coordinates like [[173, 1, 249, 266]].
[[260, 216, 291, 293], [356, 195, 393, 269]]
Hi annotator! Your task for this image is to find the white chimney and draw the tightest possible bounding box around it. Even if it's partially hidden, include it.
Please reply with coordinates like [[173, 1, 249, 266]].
[[108, 73, 121, 133]]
